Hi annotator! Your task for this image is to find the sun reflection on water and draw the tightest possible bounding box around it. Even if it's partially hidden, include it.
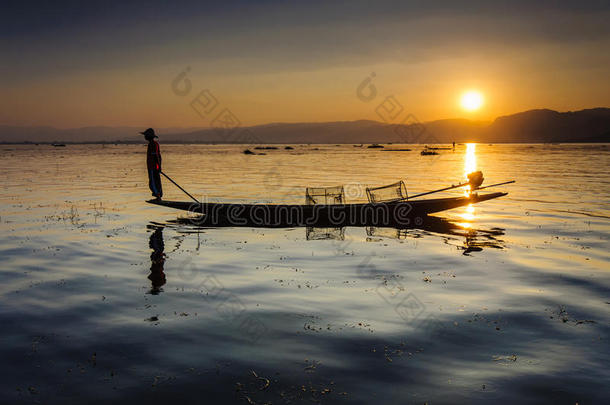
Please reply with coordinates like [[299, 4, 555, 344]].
[[464, 143, 477, 186], [459, 143, 477, 223]]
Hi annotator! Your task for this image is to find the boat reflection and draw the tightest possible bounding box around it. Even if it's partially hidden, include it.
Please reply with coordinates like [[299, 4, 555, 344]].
[[160, 214, 505, 255], [143, 216, 504, 296], [460, 225, 505, 255], [306, 227, 345, 241], [364, 215, 504, 255]]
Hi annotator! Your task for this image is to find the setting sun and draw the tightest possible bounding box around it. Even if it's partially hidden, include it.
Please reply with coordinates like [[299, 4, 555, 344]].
[[460, 91, 484, 111]]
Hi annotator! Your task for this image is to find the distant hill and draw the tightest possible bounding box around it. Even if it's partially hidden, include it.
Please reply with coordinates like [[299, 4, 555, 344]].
[[162, 120, 405, 144], [0, 126, 204, 144], [481, 108, 610, 143], [1, 108, 609, 144]]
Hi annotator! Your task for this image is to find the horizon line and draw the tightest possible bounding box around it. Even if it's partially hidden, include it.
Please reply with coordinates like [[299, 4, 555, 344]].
[[2, 107, 608, 131]]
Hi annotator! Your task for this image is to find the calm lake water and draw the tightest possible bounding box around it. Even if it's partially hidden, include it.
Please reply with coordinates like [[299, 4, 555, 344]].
[[1, 143, 609, 404]]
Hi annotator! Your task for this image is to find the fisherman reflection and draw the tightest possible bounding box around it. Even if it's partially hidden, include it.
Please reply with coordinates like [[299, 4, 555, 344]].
[[148, 226, 166, 294]]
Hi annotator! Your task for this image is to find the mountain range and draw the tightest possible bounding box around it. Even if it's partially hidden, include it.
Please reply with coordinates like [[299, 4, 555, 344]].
[[1, 108, 609, 144]]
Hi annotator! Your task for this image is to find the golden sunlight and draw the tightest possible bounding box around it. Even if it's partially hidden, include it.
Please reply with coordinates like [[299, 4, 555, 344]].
[[460, 143, 478, 222], [460, 91, 484, 111], [464, 143, 477, 178]]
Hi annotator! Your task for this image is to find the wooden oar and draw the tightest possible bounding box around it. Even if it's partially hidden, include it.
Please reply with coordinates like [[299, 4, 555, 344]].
[[408, 181, 470, 199], [474, 180, 515, 190], [408, 173, 513, 200], [160, 171, 200, 204]]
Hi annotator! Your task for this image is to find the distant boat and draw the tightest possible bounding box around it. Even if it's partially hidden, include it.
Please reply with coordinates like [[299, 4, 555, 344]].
[[367, 144, 384, 148], [424, 146, 452, 150], [51, 143, 66, 147], [421, 150, 438, 155]]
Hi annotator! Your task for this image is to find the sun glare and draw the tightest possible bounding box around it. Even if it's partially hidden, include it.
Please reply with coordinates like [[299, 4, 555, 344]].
[[460, 143, 478, 222], [464, 143, 477, 177], [460, 91, 484, 111]]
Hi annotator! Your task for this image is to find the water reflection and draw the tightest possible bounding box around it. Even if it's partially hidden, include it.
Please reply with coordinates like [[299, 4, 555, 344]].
[[147, 225, 166, 294], [464, 143, 477, 181], [365, 216, 505, 255], [461, 227, 505, 255], [306, 227, 345, 240], [460, 143, 477, 222], [163, 215, 505, 252]]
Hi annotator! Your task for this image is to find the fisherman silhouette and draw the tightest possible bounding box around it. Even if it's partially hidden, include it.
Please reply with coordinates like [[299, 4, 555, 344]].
[[141, 128, 163, 200], [148, 226, 166, 294]]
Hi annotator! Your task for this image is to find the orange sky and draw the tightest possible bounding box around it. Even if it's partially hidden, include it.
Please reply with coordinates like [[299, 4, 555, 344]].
[[1, 1, 609, 128]]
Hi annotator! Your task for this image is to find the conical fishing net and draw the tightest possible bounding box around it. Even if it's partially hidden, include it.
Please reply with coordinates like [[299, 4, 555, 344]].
[[365, 181, 408, 203], [305, 186, 345, 205]]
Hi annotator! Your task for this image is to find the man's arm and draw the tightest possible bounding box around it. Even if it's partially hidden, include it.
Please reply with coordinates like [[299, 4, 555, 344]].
[[156, 142, 162, 170]]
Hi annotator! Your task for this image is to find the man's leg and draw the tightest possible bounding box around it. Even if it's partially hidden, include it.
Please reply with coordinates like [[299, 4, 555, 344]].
[[153, 170, 163, 198], [149, 169, 160, 197]]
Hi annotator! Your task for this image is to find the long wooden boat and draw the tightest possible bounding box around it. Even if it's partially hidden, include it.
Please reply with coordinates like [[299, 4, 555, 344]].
[[146, 191, 507, 227]]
